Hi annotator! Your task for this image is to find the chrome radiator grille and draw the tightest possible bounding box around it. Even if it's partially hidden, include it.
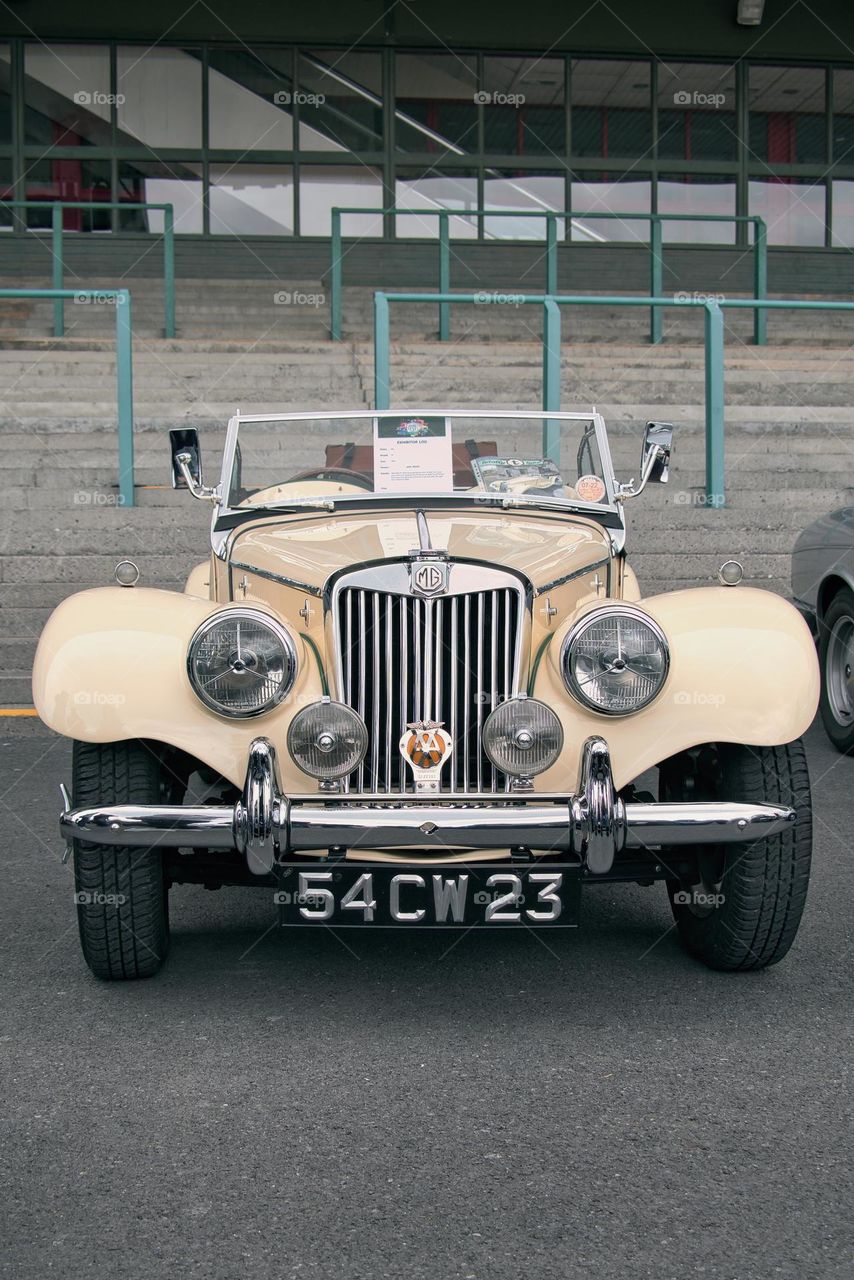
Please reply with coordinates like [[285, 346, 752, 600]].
[[334, 570, 524, 794]]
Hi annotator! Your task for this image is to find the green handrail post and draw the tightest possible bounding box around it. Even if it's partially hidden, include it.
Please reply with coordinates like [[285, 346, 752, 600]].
[[374, 291, 390, 409], [650, 216, 663, 345], [753, 217, 767, 346], [116, 289, 135, 508], [51, 204, 64, 338], [438, 211, 450, 341], [704, 300, 725, 508], [330, 209, 342, 341], [546, 214, 558, 296], [163, 204, 175, 339], [542, 298, 562, 458]]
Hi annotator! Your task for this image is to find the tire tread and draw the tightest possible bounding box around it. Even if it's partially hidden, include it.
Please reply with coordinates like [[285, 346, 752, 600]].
[[670, 740, 811, 972], [73, 741, 169, 980]]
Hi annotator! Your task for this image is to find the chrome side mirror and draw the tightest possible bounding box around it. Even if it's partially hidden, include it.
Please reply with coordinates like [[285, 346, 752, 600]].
[[170, 428, 217, 502], [641, 421, 672, 484], [616, 421, 674, 502]]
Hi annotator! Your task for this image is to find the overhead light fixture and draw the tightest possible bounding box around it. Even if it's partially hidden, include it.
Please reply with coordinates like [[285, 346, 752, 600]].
[[737, 0, 765, 24]]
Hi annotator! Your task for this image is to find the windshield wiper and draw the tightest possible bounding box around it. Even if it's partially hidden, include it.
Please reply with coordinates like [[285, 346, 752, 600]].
[[236, 497, 336, 513]]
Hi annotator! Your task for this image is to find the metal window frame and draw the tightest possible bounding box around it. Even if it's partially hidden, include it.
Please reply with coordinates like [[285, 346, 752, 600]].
[[1, 37, 853, 248]]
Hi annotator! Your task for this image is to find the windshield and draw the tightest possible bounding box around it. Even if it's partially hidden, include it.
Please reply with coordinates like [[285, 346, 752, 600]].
[[222, 412, 616, 514]]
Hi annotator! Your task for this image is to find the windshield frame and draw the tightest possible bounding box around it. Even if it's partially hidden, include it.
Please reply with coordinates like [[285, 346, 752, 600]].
[[214, 408, 623, 524]]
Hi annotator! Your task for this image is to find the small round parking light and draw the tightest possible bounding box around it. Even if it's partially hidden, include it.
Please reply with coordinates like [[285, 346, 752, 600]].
[[718, 560, 744, 586], [482, 696, 563, 778], [114, 559, 140, 587], [288, 700, 369, 781]]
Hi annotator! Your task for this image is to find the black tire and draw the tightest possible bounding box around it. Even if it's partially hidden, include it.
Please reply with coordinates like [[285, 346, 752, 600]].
[[661, 740, 812, 972], [818, 586, 854, 754], [72, 740, 169, 980]]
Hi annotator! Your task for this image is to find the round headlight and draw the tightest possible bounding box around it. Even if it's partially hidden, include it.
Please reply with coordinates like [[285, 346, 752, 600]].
[[561, 606, 669, 715], [187, 608, 297, 718], [288, 700, 369, 781], [482, 697, 564, 778]]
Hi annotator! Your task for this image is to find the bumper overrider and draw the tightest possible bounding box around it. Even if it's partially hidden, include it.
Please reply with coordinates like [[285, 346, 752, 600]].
[[59, 736, 796, 877]]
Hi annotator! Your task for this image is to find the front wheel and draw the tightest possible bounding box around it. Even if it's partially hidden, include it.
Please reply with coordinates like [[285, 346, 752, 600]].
[[659, 740, 812, 972], [72, 740, 170, 980], [818, 586, 854, 753]]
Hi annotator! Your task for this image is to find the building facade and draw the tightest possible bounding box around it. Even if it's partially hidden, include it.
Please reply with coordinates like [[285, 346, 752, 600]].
[[1, 2, 853, 282]]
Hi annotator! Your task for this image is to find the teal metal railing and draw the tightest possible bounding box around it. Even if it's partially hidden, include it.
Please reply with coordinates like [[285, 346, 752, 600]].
[[0, 287, 135, 507], [0, 201, 175, 339], [372, 290, 854, 508], [331, 208, 767, 345]]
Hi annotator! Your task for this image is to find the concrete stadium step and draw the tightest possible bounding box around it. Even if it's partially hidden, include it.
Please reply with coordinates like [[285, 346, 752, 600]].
[[0, 298, 847, 707], [6, 276, 854, 347]]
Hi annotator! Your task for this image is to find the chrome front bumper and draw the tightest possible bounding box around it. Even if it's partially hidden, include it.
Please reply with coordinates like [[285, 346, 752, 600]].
[[59, 736, 796, 878]]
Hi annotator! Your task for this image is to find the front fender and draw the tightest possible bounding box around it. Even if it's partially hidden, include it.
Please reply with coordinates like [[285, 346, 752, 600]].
[[32, 588, 315, 788], [535, 586, 819, 791]]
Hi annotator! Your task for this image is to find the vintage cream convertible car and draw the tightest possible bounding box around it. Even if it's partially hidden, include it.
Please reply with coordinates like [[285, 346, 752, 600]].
[[34, 410, 819, 979]]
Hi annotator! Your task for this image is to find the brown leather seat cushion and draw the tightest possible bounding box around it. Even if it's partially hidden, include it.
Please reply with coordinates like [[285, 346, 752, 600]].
[[325, 439, 498, 488]]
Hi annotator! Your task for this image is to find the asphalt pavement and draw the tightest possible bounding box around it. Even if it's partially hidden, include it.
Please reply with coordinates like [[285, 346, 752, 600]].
[[0, 721, 851, 1280]]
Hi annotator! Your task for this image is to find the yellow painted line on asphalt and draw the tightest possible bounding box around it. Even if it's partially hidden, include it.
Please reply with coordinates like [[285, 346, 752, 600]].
[[0, 708, 38, 716]]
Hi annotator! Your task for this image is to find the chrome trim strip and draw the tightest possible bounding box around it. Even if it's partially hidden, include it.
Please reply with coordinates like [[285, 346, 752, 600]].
[[450, 596, 459, 792], [416, 510, 433, 551], [229, 560, 322, 598], [385, 597, 393, 794], [536, 554, 612, 597]]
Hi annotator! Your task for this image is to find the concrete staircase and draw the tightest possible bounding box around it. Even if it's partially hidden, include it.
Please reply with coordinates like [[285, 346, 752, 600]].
[[1, 275, 850, 711]]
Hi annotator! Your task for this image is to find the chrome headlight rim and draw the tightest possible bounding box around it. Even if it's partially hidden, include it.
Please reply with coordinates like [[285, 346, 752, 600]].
[[560, 604, 670, 717], [187, 607, 298, 719]]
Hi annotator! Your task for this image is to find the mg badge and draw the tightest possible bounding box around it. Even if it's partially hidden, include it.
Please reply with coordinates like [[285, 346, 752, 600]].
[[410, 559, 449, 597], [399, 721, 454, 793]]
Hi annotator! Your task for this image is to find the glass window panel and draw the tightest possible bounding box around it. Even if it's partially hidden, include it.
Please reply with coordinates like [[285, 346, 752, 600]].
[[394, 168, 477, 237], [298, 51, 383, 152], [210, 164, 293, 235], [482, 57, 565, 156], [395, 54, 478, 152], [571, 60, 651, 159], [117, 159, 202, 233], [300, 165, 382, 236], [24, 43, 111, 147], [208, 48, 297, 152], [657, 63, 736, 161], [22, 156, 111, 227], [748, 66, 826, 164], [116, 47, 201, 149], [483, 173, 565, 239], [833, 69, 854, 164], [569, 172, 651, 241], [0, 46, 11, 145], [832, 180, 854, 247], [657, 174, 737, 243], [749, 177, 825, 246]]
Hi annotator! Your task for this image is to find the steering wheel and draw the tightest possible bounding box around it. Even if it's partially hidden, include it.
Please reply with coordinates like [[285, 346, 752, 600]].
[[283, 466, 374, 490]]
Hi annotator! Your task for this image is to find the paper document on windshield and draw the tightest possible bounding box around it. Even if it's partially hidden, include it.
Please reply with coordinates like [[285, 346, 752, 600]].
[[373, 416, 454, 493]]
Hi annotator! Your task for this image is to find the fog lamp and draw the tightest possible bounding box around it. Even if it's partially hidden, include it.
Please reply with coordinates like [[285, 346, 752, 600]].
[[482, 697, 563, 778], [288, 700, 368, 781]]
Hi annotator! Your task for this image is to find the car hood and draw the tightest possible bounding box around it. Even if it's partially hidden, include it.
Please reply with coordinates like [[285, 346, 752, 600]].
[[227, 507, 613, 595]]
